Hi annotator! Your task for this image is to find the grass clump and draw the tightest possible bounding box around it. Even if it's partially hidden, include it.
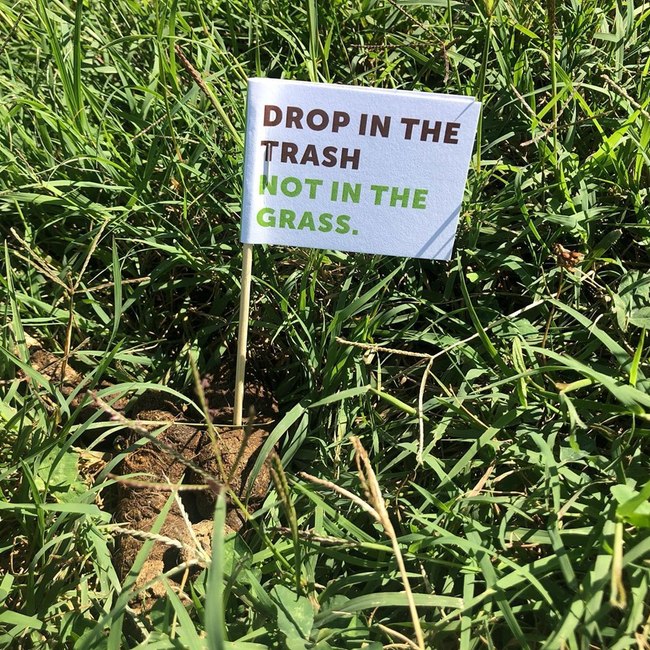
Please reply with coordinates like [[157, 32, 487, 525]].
[[1, 0, 649, 648]]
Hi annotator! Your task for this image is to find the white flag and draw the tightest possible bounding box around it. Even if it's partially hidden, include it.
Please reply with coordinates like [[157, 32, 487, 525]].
[[241, 78, 480, 260]]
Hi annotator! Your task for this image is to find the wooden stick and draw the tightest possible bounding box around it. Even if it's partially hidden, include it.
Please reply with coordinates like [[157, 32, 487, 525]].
[[233, 243, 254, 427]]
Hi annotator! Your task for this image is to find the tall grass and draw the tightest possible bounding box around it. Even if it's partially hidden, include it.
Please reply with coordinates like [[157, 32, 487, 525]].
[[1, 0, 649, 648]]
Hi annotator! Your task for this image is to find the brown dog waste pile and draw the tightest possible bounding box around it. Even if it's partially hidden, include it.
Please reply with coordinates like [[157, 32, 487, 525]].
[[28, 339, 277, 608]]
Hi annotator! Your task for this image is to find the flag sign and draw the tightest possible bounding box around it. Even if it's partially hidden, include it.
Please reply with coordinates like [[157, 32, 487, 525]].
[[234, 79, 480, 426], [241, 78, 480, 260]]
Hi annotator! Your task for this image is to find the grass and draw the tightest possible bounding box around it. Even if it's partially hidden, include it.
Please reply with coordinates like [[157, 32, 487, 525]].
[[1, 0, 649, 647]]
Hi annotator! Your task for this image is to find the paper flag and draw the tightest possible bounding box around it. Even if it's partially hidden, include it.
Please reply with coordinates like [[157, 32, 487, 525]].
[[241, 78, 480, 260]]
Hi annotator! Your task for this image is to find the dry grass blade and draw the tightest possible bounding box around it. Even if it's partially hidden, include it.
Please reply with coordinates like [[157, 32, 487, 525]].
[[298, 471, 381, 522], [300, 439, 426, 650], [351, 436, 426, 650], [174, 44, 243, 147]]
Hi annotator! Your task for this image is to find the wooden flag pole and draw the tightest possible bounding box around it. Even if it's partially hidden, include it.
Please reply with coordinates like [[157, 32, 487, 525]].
[[233, 243, 254, 427]]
